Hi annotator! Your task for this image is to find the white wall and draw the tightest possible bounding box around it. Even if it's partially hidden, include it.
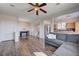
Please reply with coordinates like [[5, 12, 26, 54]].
[[29, 19, 45, 39], [39, 20, 44, 39], [0, 14, 19, 42], [27, 21, 34, 36], [18, 21, 30, 31]]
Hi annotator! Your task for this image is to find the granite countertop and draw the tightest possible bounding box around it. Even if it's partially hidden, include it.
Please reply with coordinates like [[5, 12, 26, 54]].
[[53, 31, 79, 34]]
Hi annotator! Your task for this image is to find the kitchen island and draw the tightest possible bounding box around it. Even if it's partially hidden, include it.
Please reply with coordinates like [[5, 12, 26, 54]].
[[51, 31, 79, 43], [53, 31, 79, 34]]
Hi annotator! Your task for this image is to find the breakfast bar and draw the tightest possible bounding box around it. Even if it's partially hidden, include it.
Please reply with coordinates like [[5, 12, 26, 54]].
[[52, 31, 79, 43]]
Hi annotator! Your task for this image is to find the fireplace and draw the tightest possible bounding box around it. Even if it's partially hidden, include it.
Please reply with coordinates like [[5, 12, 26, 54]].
[[20, 31, 29, 38]]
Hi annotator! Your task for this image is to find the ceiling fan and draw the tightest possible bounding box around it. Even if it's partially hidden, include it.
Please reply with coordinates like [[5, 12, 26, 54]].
[[27, 3, 47, 15]]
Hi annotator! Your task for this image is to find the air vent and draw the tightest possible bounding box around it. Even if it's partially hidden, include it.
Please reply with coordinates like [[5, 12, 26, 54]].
[[56, 3, 60, 5], [10, 4, 15, 7]]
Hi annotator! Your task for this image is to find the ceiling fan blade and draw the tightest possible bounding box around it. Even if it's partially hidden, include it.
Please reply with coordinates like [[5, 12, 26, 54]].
[[40, 8, 47, 13], [36, 3, 39, 6], [39, 3, 47, 7], [27, 9, 34, 12], [29, 3, 35, 6], [36, 10, 38, 15]]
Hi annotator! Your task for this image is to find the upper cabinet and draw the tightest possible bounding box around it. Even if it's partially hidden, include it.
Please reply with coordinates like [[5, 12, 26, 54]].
[[66, 22, 75, 31], [75, 22, 79, 32]]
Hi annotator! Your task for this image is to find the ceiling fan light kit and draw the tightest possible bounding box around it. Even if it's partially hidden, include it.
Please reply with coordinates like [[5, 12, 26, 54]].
[[34, 7, 40, 11], [28, 3, 47, 15]]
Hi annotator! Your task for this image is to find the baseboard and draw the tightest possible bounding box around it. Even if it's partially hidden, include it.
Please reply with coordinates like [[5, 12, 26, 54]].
[[0, 39, 14, 43]]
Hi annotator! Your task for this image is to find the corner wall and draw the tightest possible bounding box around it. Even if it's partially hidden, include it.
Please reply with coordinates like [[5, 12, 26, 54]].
[[0, 14, 19, 42]]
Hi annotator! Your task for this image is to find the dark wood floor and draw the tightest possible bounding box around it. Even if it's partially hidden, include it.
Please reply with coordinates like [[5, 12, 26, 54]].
[[0, 36, 56, 56]]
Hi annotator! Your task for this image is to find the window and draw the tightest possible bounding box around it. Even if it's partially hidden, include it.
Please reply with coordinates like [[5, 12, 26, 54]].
[[58, 22, 66, 30]]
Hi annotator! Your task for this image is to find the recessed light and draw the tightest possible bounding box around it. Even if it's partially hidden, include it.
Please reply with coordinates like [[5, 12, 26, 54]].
[[10, 4, 15, 7]]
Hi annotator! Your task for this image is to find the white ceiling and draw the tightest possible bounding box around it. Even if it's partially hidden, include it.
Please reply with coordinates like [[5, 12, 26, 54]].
[[0, 3, 79, 21]]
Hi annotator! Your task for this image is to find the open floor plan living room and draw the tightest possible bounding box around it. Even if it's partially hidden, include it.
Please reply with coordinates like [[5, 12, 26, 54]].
[[0, 3, 79, 56]]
